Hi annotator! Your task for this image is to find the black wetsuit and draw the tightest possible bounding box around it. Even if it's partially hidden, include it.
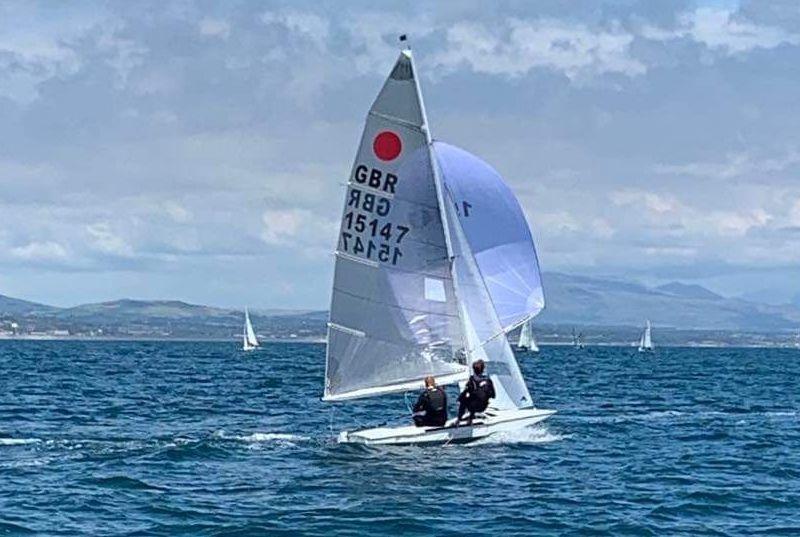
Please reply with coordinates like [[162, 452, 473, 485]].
[[412, 387, 448, 427], [457, 373, 495, 421]]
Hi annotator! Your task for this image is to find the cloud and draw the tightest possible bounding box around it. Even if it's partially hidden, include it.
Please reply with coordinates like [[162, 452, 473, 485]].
[[10, 241, 69, 262], [261, 10, 330, 49], [610, 190, 681, 214], [654, 149, 800, 180], [86, 222, 133, 257], [643, 6, 800, 54], [161, 201, 192, 223], [434, 19, 645, 79], [260, 208, 336, 256], [0, 4, 144, 103], [198, 17, 230, 39], [705, 209, 772, 236]]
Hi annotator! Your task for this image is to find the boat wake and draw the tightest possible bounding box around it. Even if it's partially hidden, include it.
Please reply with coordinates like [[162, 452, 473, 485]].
[[0, 437, 41, 446], [213, 430, 310, 447], [471, 425, 567, 446]]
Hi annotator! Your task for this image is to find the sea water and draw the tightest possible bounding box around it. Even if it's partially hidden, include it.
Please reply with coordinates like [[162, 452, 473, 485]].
[[1, 341, 799, 535]]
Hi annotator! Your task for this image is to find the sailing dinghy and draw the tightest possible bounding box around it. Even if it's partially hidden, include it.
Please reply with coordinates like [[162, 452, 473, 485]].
[[242, 308, 259, 352], [517, 319, 540, 352], [638, 320, 653, 352], [324, 46, 553, 446]]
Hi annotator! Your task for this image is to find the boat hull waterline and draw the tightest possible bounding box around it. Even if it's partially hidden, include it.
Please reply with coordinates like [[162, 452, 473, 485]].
[[338, 407, 556, 446]]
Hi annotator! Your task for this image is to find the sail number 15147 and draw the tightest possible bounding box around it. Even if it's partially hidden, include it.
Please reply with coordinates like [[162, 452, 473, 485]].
[[340, 233, 403, 265]]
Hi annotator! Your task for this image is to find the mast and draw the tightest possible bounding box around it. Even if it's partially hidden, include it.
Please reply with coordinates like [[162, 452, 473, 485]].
[[405, 41, 472, 364]]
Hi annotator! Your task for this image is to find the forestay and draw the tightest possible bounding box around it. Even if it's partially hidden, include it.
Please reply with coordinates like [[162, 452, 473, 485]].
[[324, 51, 468, 401], [435, 143, 545, 332]]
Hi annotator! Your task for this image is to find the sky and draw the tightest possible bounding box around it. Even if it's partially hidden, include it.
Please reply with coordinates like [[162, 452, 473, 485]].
[[1, 0, 799, 309]]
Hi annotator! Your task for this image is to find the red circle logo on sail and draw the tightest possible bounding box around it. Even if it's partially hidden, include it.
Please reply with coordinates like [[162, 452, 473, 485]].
[[373, 131, 402, 161]]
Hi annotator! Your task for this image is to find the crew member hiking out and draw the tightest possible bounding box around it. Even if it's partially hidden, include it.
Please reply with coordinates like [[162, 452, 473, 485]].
[[456, 359, 495, 424], [412, 376, 448, 427]]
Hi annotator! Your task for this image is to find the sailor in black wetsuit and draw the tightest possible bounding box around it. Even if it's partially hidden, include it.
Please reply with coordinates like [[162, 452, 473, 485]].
[[412, 376, 448, 427], [456, 359, 495, 424]]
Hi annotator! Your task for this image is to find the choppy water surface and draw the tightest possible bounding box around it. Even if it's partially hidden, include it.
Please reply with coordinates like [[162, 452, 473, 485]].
[[1, 341, 799, 535]]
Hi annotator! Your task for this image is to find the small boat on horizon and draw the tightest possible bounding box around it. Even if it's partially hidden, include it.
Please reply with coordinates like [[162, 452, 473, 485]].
[[242, 308, 259, 352], [517, 319, 539, 353], [638, 320, 654, 352], [572, 328, 585, 349]]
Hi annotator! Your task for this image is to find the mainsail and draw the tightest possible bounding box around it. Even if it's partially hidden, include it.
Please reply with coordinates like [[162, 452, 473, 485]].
[[324, 50, 467, 401]]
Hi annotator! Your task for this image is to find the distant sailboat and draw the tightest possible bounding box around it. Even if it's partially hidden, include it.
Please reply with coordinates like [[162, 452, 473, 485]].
[[517, 319, 539, 352], [242, 308, 259, 351], [572, 328, 584, 349], [638, 320, 653, 352]]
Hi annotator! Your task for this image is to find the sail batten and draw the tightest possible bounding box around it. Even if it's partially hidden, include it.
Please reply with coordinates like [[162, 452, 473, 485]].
[[368, 110, 424, 131]]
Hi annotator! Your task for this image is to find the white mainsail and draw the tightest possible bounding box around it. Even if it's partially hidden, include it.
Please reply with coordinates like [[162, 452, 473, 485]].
[[323, 48, 545, 411], [323, 50, 467, 401], [518, 320, 539, 352], [638, 320, 653, 352], [243, 308, 259, 351]]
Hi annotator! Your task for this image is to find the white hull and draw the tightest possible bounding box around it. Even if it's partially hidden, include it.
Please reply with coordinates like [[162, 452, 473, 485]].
[[338, 407, 555, 446]]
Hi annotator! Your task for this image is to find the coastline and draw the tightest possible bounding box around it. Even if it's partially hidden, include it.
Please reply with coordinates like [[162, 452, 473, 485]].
[[0, 335, 796, 349]]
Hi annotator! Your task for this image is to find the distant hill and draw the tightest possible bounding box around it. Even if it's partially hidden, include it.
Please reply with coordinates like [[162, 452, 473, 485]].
[[537, 272, 800, 331], [57, 299, 234, 321], [655, 282, 722, 300], [0, 295, 326, 339], [0, 294, 58, 316], [2, 272, 800, 337]]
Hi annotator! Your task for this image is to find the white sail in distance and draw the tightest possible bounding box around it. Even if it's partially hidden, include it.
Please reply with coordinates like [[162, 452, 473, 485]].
[[243, 308, 259, 351], [638, 320, 653, 352], [518, 320, 539, 352]]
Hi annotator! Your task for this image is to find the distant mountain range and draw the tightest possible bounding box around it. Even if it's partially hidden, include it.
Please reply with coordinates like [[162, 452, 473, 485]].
[[2, 272, 799, 338], [537, 273, 800, 331]]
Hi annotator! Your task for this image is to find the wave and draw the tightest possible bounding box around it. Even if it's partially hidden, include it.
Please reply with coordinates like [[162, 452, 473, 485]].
[[0, 437, 41, 446], [238, 432, 310, 443], [571, 409, 798, 424], [472, 425, 568, 446], [88, 475, 165, 491], [213, 430, 310, 445], [0, 521, 35, 534]]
